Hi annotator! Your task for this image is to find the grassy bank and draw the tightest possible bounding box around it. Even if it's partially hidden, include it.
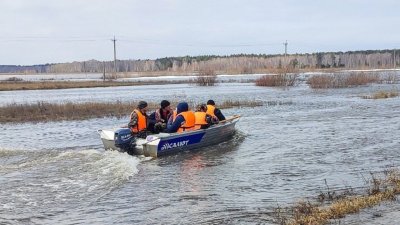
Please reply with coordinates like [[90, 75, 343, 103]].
[[0, 100, 262, 123], [275, 169, 400, 225], [0, 80, 187, 91]]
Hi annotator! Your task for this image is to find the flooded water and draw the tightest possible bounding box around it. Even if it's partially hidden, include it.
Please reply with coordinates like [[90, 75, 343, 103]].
[[1, 81, 400, 224]]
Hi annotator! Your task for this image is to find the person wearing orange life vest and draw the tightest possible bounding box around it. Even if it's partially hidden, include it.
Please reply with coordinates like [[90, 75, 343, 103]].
[[166, 102, 196, 133], [206, 99, 225, 121], [194, 104, 214, 130], [128, 101, 148, 138]]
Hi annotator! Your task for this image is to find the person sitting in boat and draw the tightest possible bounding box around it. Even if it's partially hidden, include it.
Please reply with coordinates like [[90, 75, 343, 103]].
[[194, 104, 216, 129], [149, 100, 172, 133], [128, 101, 148, 138], [166, 102, 196, 133], [206, 99, 225, 121]]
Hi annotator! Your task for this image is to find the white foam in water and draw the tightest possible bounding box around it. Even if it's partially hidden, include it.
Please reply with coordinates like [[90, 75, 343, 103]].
[[94, 151, 141, 180], [2, 203, 15, 209], [57, 149, 142, 180]]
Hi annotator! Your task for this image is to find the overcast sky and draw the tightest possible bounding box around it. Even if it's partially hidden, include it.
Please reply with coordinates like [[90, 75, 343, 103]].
[[1, 0, 399, 65]]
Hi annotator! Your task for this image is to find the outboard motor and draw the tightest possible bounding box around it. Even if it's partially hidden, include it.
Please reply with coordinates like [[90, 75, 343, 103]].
[[114, 128, 136, 154]]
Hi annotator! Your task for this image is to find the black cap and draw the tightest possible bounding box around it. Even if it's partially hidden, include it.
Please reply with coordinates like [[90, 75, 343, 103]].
[[160, 100, 170, 109], [137, 101, 148, 109], [207, 100, 215, 105]]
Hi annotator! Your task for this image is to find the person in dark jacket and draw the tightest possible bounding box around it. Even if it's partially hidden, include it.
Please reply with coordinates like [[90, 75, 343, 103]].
[[206, 99, 226, 121], [149, 100, 172, 133], [166, 102, 195, 133], [155, 100, 172, 123]]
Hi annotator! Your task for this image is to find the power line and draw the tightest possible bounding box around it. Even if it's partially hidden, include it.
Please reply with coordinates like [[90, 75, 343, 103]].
[[0, 35, 283, 48], [119, 39, 282, 48]]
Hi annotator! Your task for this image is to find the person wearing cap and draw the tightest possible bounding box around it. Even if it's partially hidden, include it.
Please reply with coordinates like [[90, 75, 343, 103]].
[[128, 101, 148, 138], [206, 99, 225, 121], [166, 102, 196, 133]]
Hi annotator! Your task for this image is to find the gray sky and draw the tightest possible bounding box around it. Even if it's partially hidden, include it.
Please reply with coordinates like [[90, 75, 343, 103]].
[[1, 0, 399, 65]]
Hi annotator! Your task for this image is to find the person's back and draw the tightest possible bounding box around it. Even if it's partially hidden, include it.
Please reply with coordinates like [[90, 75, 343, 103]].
[[194, 104, 212, 129], [177, 111, 195, 132], [206, 99, 225, 121], [166, 102, 195, 133]]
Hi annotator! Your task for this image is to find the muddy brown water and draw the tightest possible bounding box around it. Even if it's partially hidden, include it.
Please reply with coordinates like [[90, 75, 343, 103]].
[[1, 81, 400, 224]]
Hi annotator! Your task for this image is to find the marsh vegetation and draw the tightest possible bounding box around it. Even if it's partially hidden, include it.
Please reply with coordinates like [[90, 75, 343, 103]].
[[0, 99, 262, 123], [0, 80, 187, 91], [275, 169, 400, 225]]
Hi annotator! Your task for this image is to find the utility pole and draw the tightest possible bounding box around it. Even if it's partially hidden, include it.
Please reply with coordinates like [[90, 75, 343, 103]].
[[112, 36, 117, 75], [83, 61, 87, 78], [103, 61, 106, 81], [394, 49, 396, 69], [283, 40, 288, 68], [283, 40, 288, 57]]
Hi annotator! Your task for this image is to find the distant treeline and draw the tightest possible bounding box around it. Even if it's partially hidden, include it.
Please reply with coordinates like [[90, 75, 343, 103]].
[[1, 49, 398, 74]]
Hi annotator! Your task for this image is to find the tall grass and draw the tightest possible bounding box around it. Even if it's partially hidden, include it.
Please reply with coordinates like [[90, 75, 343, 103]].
[[194, 69, 217, 86], [307, 72, 381, 89], [361, 90, 399, 99], [275, 169, 400, 225], [0, 99, 262, 123], [0, 80, 187, 91], [255, 67, 298, 87]]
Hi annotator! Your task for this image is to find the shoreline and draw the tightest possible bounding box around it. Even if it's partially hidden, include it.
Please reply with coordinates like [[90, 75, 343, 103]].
[[1, 68, 399, 77], [1, 68, 398, 91]]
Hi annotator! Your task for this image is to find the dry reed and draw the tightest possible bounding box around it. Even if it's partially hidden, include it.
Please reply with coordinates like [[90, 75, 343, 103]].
[[0, 80, 187, 91], [194, 69, 217, 86], [361, 90, 399, 99], [275, 169, 400, 225], [255, 67, 298, 87], [308, 72, 381, 89], [0, 99, 262, 123]]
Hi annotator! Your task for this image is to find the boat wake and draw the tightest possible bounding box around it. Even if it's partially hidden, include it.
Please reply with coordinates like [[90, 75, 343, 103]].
[[0, 147, 148, 216]]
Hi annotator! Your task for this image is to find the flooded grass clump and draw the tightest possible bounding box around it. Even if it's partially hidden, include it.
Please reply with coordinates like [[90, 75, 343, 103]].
[[307, 72, 380, 89], [0, 99, 262, 123], [4, 77, 24, 82], [361, 90, 399, 99], [255, 67, 298, 87], [0, 101, 135, 123], [275, 169, 400, 225], [217, 99, 263, 108], [255, 74, 298, 87], [193, 69, 217, 86]]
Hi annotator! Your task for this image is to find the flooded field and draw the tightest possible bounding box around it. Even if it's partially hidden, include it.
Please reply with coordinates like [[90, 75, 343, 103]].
[[1, 79, 400, 224]]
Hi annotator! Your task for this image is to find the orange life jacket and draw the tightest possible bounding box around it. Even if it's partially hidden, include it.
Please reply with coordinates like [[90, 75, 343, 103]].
[[206, 104, 216, 117], [194, 111, 208, 129], [177, 111, 196, 133], [130, 109, 147, 133]]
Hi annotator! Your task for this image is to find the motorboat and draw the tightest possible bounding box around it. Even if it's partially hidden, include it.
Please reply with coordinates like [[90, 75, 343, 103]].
[[98, 115, 240, 157]]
